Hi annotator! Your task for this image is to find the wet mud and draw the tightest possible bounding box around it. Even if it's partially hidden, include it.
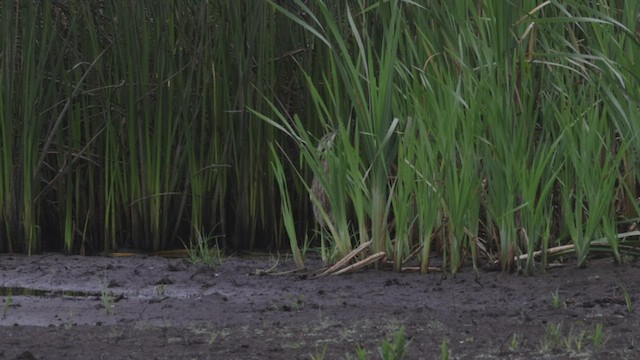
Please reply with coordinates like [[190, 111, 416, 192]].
[[0, 253, 638, 359]]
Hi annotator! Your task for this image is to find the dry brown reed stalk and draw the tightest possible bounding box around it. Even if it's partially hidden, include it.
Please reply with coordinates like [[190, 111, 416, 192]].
[[315, 240, 372, 277]]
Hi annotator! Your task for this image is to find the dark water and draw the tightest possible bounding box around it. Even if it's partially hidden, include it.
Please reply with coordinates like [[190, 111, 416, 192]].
[[0, 287, 101, 298]]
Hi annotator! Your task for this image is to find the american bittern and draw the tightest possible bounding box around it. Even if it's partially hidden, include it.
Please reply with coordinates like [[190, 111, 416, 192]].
[[311, 131, 337, 228]]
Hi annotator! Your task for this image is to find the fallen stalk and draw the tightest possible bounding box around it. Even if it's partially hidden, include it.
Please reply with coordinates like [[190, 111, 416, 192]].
[[332, 252, 387, 276], [315, 240, 372, 277], [511, 231, 640, 263]]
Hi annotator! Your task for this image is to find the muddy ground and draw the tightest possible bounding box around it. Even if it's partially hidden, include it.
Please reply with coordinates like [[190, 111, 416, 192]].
[[0, 253, 638, 360]]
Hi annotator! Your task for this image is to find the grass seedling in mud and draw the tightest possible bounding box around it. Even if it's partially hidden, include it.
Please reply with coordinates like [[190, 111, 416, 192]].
[[309, 345, 328, 360], [205, 330, 229, 346], [551, 288, 563, 309], [182, 228, 223, 267], [540, 322, 610, 354], [351, 347, 367, 360], [344, 327, 410, 360], [618, 283, 634, 315], [100, 287, 115, 315], [509, 334, 525, 351], [187, 325, 230, 346], [309, 345, 327, 360], [289, 294, 305, 312], [98, 277, 115, 315], [543, 323, 563, 351], [378, 327, 410, 360], [590, 323, 608, 351], [564, 326, 587, 353], [440, 338, 450, 360], [2, 289, 11, 319]]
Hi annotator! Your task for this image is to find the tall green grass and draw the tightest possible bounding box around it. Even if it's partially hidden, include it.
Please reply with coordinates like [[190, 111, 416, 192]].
[[268, 0, 640, 273], [0, 1, 309, 253], [1, 1, 639, 273]]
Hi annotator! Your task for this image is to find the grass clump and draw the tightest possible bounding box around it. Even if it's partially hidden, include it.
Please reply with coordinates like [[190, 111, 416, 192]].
[[309, 345, 328, 360], [183, 228, 223, 267], [345, 327, 410, 360], [378, 327, 410, 360], [540, 322, 610, 355]]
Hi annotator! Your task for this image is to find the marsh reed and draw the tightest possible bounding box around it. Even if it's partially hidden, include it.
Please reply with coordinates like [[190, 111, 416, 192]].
[[1, 0, 639, 273]]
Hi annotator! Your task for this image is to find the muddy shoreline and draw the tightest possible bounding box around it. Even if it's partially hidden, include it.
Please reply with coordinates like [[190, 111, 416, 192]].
[[0, 254, 638, 359]]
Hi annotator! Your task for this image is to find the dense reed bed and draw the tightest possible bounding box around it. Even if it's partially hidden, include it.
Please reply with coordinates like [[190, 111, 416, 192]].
[[0, 1, 309, 254], [1, 1, 639, 273]]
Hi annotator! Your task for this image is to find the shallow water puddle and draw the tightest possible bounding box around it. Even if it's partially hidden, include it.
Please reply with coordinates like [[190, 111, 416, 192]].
[[0, 287, 101, 298], [0, 286, 198, 300]]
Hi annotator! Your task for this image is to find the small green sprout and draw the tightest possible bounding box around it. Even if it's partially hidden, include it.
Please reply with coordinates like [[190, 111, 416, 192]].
[[441, 337, 450, 360], [2, 289, 12, 319], [618, 283, 633, 314], [551, 288, 563, 309]]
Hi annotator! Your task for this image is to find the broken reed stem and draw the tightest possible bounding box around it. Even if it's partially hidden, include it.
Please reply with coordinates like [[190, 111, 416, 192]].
[[512, 231, 640, 263], [316, 240, 372, 277], [332, 252, 386, 276]]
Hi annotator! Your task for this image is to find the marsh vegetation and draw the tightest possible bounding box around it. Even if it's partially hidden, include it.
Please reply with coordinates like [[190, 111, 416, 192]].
[[2, 1, 640, 270]]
